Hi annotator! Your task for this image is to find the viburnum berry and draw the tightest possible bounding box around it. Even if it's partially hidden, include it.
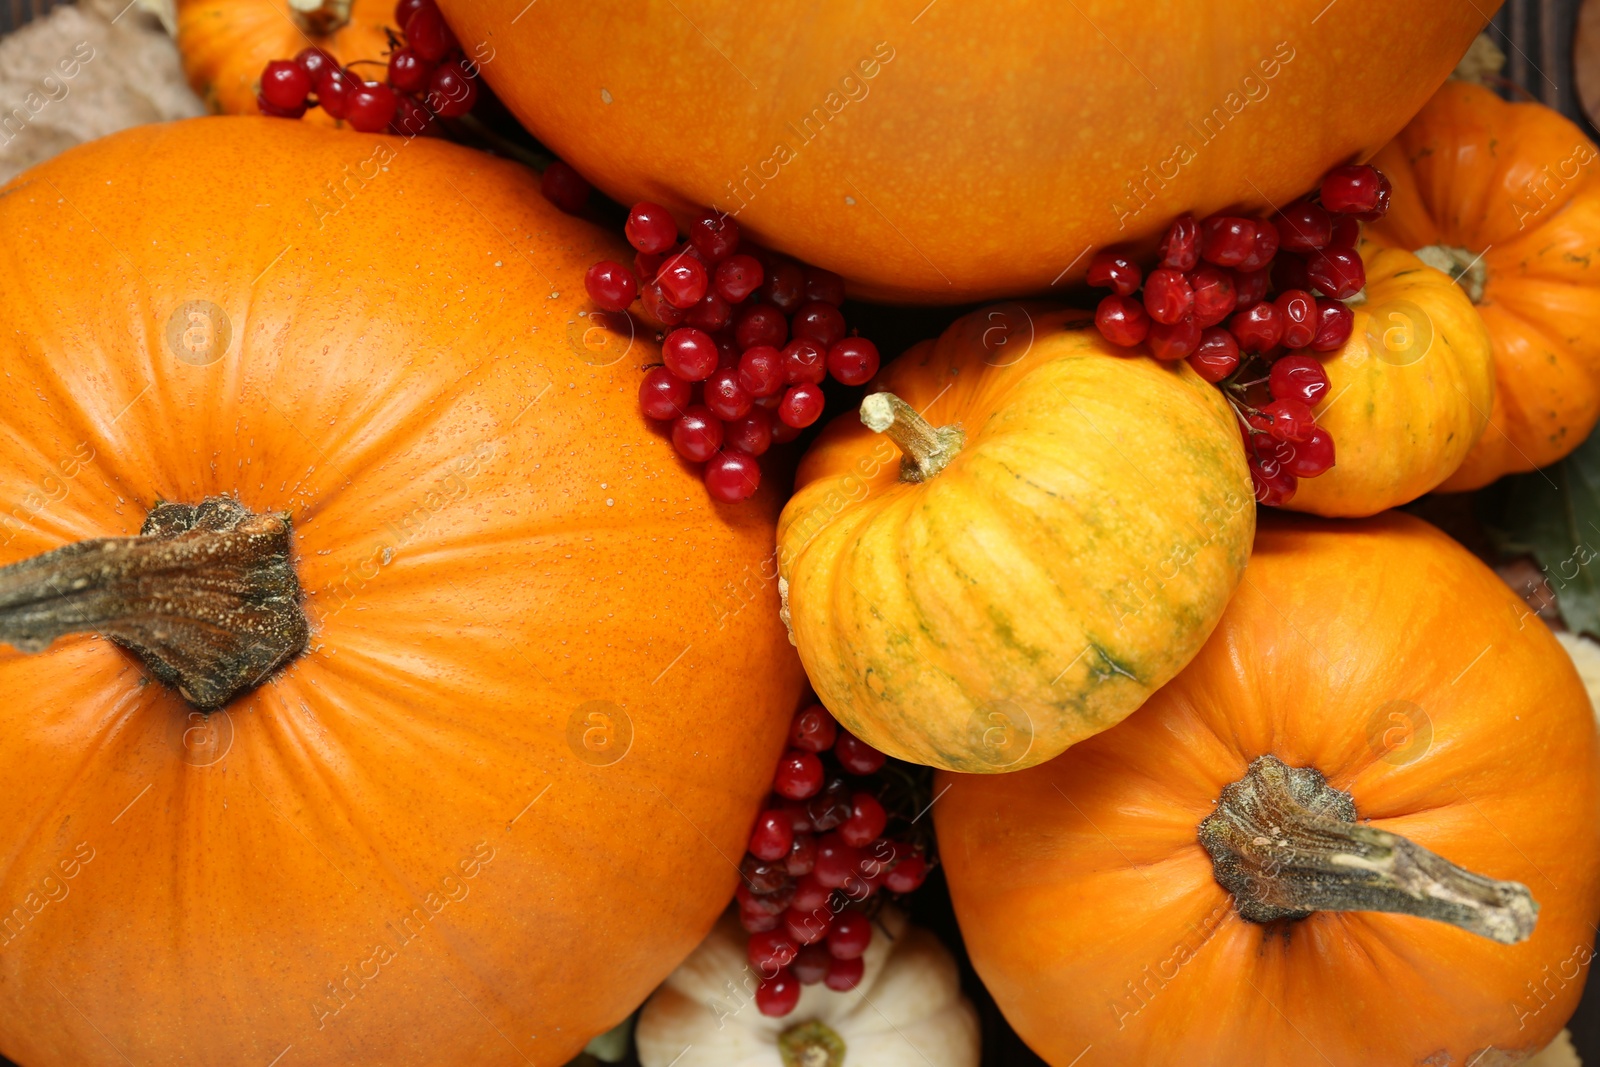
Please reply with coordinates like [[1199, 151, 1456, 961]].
[[638, 367, 691, 420], [1147, 314, 1201, 361], [1263, 398, 1315, 442], [807, 779, 852, 831], [1188, 328, 1240, 383], [804, 267, 846, 306], [657, 253, 710, 309], [1237, 219, 1280, 273], [1287, 424, 1336, 476], [1311, 298, 1355, 351], [1250, 453, 1298, 506], [662, 328, 719, 381], [761, 261, 807, 313], [793, 301, 847, 348], [739, 901, 781, 933], [839, 792, 887, 847], [749, 810, 795, 862], [1321, 164, 1389, 217], [740, 858, 794, 899], [687, 211, 740, 262], [1305, 247, 1365, 300], [404, 2, 458, 62], [1158, 214, 1200, 271], [626, 202, 678, 254], [756, 969, 802, 1016], [813, 833, 862, 889], [389, 94, 434, 137], [789, 705, 838, 752], [672, 405, 723, 462], [1086, 250, 1142, 295], [827, 912, 872, 960], [584, 261, 637, 311], [790, 872, 832, 913], [781, 339, 828, 384], [1095, 294, 1149, 347], [345, 82, 399, 133], [1273, 200, 1333, 253], [884, 852, 928, 893], [784, 905, 830, 945], [639, 283, 686, 327], [293, 47, 337, 83], [793, 943, 832, 985], [1143, 268, 1194, 325], [426, 60, 478, 118], [313, 68, 353, 119], [394, 0, 428, 29], [1200, 216, 1255, 267], [387, 47, 434, 94], [736, 304, 789, 351], [779, 383, 826, 428], [541, 161, 591, 213], [1270, 354, 1330, 405], [748, 929, 799, 973], [1190, 265, 1237, 327], [261, 60, 312, 111], [1274, 289, 1318, 349], [1233, 267, 1270, 306], [1229, 301, 1283, 353], [684, 290, 732, 332], [1328, 213, 1361, 249], [774, 749, 825, 800], [827, 338, 879, 386], [704, 366, 753, 420], [257, 94, 308, 120], [724, 409, 774, 457], [825, 956, 864, 992], [739, 346, 786, 397], [714, 254, 765, 302], [785, 831, 817, 876], [835, 732, 886, 775], [771, 415, 804, 445]]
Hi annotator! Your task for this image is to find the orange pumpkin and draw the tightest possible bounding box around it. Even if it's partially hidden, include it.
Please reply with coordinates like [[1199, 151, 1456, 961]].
[[936, 512, 1600, 1067], [177, 0, 398, 123], [0, 117, 803, 1067], [1367, 79, 1600, 490], [431, 0, 1493, 302]]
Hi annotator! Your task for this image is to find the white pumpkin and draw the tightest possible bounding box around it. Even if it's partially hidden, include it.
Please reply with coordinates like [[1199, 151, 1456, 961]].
[[635, 906, 979, 1067]]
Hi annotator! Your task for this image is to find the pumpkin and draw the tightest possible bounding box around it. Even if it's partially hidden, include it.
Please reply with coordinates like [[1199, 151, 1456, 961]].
[[935, 511, 1600, 1067], [1366, 79, 1600, 491], [1279, 239, 1494, 517], [634, 906, 979, 1067], [0, 116, 804, 1067], [177, 0, 397, 122], [777, 304, 1254, 773], [430, 0, 1491, 303]]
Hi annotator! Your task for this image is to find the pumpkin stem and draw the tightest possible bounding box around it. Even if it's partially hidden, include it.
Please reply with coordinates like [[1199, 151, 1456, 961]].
[[860, 391, 965, 483], [0, 496, 308, 711], [286, 0, 352, 35], [1199, 755, 1537, 945], [1414, 244, 1487, 304], [777, 1019, 847, 1067]]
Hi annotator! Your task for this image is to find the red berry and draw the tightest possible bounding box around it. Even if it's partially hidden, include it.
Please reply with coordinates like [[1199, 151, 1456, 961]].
[[261, 60, 312, 110], [793, 943, 832, 984], [1095, 294, 1149, 348], [540, 161, 591, 214], [740, 901, 782, 933], [393, 0, 427, 28], [314, 68, 355, 119], [1311, 298, 1355, 352], [884, 852, 928, 893], [672, 405, 723, 462], [804, 267, 846, 306], [774, 749, 825, 800], [714, 254, 765, 302], [748, 929, 799, 972], [639, 283, 685, 327], [1147, 314, 1201, 361], [792, 301, 847, 348], [813, 833, 862, 888], [662, 328, 718, 381], [771, 416, 803, 445], [293, 47, 337, 83], [638, 366, 691, 420], [725, 409, 774, 457], [704, 366, 753, 420], [1143, 268, 1194, 325], [756, 968, 802, 1016], [345, 82, 399, 133], [1233, 267, 1270, 307], [825, 956, 864, 992], [1264, 398, 1316, 442], [738, 346, 786, 397], [717, 447, 775, 500], [1200, 216, 1256, 267], [404, 3, 458, 62], [781, 339, 827, 385], [1250, 451, 1298, 506], [749, 811, 795, 861], [791, 872, 832, 913], [789, 705, 838, 752], [839, 792, 887, 848], [684, 290, 732, 332], [687, 211, 740, 263], [1189, 265, 1237, 328], [387, 47, 434, 94], [1237, 219, 1280, 273], [1321, 164, 1387, 215], [388, 93, 435, 137], [584, 261, 637, 311], [1158, 214, 1200, 271], [761, 261, 807, 313], [657, 253, 709, 310], [828, 338, 879, 386], [784, 906, 831, 946], [827, 912, 872, 960], [834, 732, 885, 775], [1305, 248, 1365, 300], [1229, 301, 1284, 353], [1274, 200, 1333, 253], [257, 94, 308, 119], [1274, 289, 1318, 349], [1287, 424, 1336, 477], [1269, 354, 1331, 405], [785, 831, 817, 876], [626, 202, 678, 255], [779, 384, 825, 429], [1328, 214, 1361, 249], [1086, 251, 1142, 295], [1273, 252, 1313, 294], [736, 304, 789, 351], [1188, 328, 1240, 383]]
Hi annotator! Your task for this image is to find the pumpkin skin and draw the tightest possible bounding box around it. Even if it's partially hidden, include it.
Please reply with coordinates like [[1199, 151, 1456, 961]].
[[177, 0, 397, 124], [431, 0, 1493, 303], [1281, 240, 1493, 517], [935, 512, 1600, 1067], [0, 117, 804, 1067], [777, 305, 1254, 773], [1367, 79, 1600, 491]]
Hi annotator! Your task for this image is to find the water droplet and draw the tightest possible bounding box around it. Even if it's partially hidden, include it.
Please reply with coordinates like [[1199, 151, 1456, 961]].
[[600, 88, 613, 104]]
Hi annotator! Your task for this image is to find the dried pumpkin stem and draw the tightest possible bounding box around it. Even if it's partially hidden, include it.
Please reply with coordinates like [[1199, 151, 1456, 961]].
[[1199, 755, 1537, 945], [778, 1019, 847, 1067], [860, 391, 965, 483], [1415, 244, 1487, 304], [286, 0, 352, 34], [0, 497, 308, 711]]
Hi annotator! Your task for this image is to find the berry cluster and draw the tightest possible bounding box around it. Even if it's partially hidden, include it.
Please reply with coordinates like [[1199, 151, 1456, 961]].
[[738, 704, 933, 1017], [1087, 164, 1392, 505], [255, 0, 479, 135], [586, 203, 881, 504]]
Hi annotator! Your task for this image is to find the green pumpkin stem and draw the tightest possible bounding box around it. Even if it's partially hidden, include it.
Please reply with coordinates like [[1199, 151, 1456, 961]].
[[0, 497, 308, 711], [860, 391, 965, 483], [1199, 755, 1537, 944], [778, 1019, 847, 1067], [1414, 244, 1487, 304]]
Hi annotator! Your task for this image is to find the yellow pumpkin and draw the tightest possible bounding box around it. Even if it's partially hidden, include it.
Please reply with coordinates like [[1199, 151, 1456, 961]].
[[777, 304, 1254, 773]]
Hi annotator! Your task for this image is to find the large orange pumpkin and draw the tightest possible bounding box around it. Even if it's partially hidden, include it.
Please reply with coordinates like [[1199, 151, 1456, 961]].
[[1367, 79, 1600, 491], [0, 117, 804, 1067], [431, 0, 1494, 302], [936, 512, 1600, 1066]]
